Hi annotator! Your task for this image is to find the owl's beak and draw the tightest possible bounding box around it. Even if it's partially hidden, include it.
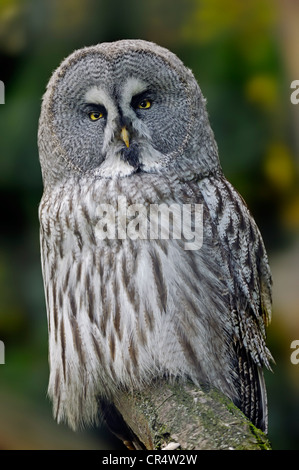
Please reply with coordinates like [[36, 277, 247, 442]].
[[121, 126, 130, 148]]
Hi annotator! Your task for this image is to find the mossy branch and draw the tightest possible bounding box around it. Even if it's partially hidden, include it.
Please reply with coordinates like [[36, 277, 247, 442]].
[[114, 381, 271, 450]]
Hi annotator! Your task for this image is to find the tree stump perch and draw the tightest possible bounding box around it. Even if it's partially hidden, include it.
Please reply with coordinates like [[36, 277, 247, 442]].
[[114, 381, 271, 450]]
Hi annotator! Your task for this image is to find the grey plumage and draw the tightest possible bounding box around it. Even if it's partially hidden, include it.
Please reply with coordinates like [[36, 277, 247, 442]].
[[38, 39, 273, 435]]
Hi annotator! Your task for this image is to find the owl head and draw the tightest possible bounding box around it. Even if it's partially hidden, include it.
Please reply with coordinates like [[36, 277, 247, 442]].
[[38, 40, 220, 188]]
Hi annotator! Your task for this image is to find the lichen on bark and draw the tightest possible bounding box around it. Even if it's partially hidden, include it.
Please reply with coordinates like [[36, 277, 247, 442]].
[[114, 380, 271, 450]]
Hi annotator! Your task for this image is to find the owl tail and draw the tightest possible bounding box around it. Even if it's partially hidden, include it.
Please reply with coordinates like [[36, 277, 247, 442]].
[[233, 345, 268, 433]]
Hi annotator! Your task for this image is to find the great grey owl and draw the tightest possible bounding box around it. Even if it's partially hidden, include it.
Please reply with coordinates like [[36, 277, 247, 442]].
[[38, 40, 273, 441]]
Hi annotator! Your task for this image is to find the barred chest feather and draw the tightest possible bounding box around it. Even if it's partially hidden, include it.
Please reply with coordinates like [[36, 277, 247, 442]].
[[39, 173, 270, 430]]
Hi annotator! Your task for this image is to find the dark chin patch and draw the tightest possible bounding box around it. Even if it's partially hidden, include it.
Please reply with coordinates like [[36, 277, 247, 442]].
[[120, 143, 140, 169]]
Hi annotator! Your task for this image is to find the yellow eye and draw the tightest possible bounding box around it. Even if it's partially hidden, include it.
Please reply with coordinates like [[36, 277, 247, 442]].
[[138, 99, 151, 109], [89, 111, 103, 121]]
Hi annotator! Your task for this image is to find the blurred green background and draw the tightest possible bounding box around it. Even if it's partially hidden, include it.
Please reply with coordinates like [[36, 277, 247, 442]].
[[0, 0, 298, 450]]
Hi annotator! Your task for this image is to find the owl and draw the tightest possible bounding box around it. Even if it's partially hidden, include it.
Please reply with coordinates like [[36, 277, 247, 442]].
[[38, 40, 273, 440]]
